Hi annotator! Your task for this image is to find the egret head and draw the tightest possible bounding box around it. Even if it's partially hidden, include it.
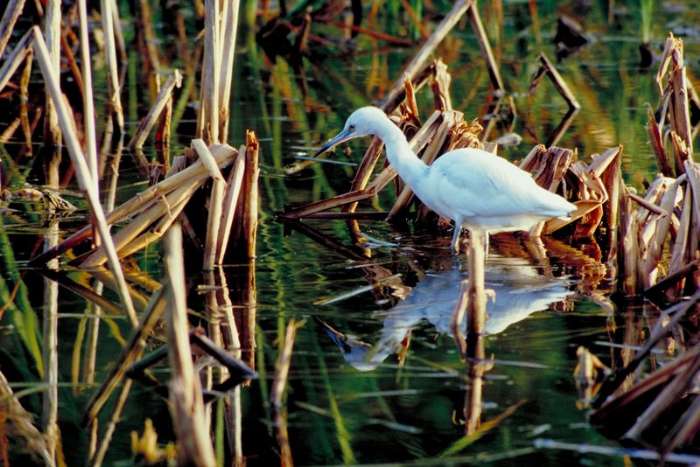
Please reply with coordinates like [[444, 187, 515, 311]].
[[314, 106, 387, 157]]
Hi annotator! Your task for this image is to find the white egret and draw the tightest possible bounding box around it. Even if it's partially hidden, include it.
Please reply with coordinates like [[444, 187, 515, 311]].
[[315, 106, 576, 253]]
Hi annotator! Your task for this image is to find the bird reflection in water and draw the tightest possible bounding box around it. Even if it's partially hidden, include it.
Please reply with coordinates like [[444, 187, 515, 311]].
[[318, 255, 572, 372], [318, 253, 572, 434]]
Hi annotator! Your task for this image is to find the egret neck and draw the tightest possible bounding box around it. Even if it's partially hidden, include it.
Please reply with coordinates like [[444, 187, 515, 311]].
[[374, 118, 428, 188]]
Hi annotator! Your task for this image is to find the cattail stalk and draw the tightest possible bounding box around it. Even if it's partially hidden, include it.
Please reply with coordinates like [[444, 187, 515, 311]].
[[32, 27, 138, 327], [164, 224, 217, 467]]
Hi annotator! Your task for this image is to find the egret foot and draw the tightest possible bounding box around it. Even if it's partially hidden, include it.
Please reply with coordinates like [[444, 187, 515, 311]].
[[451, 225, 462, 254]]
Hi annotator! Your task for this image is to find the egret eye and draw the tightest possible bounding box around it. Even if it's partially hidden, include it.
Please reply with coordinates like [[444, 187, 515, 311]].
[[348, 124, 356, 132]]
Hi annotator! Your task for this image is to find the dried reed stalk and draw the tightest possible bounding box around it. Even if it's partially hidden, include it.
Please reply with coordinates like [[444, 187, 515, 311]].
[[163, 223, 217, 467], [18, 49, 33, 154], [77, 0, 99, 185], [33, 27, 139, 326], [647, 107, 673, 176], [193, 140, 227, 270], [619, 188, 639, 295], [101, 0, 124, 130], [109, 0, 126, 61], [216, 147, 245, 264], [381, 0, 472, 110], [233, 131, 259, 259], [684, 161, 700, 259], [80, 181, 201, 267], [0, 29, 31, 94], [467, 0, 504, 91], [669, 189, 692, 276], [640, 176, 684, 289], [84, 287, 166, 424], [90, 380, 132, 467], [625, 353, 700, 440], [591, 346, 700, 427], [592, 291, 700, 407], [218, 0, 240, 142], [0, 370, 54, 467], [114, 195, 192, 260], [130, 70, 183, 150], [271, 320, 304, 467], [197, 0, 221, 144], [42, 187, 59, 465], [0, 0, 26, 59], [0, 116, 21, 142], [30, 144, 238, 265], [155, 89, 173, 171], [669, 58, 693, 161], [530, 53, 580, 110], [138, 0, 160, 78], [43, 0, 61, 146], [662, 392, 700, 454]]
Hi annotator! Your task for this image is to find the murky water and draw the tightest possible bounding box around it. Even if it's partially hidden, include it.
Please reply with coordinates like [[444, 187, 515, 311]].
[[2, 1, 700, 465]]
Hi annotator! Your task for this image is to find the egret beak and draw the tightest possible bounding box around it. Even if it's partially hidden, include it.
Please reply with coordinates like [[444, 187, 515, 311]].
[[313, 128, 354, 157]]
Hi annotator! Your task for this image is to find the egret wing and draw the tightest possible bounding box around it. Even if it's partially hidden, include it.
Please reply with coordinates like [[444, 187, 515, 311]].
[[431, 149, 543, 219]]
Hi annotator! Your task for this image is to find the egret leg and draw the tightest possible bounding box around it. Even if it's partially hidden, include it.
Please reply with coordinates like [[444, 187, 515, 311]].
[[484, 232, 490, 258], [466, 229, 487, 336], [451, 223, 462, 254]]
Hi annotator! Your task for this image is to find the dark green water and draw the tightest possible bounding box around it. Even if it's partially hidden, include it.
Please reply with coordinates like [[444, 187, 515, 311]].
[[1, 1, 700, 465]]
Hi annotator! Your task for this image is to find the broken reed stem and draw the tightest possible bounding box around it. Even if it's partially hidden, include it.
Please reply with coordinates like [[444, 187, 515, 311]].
[[81, 181, 201, 267], [381, 0, 471, 111], [32, 27, 139, 327], [77, 0, 99, 186], [0, 0, 27, 59], [30, 144, 238, 266], [593, 291, 700, 407], [197, 0, 221, 144], [0, 29, 31, 94], [192, 139, 226, 270], [625, 352, 700, 440], [130, 69, 183, 150], [163, 223, 217, 467], [215, 148, 245, 264], [537, 53, 580, 110], [101, 0, 124, 130], [467, 0, 504, 91], [113, 195, 190, 260], [218, 0, 240, 142], [232, 131, 259, 259]]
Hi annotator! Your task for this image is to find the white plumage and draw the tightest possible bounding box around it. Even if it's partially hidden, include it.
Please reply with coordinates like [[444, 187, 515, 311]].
[[315, 106, 576, 252]]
